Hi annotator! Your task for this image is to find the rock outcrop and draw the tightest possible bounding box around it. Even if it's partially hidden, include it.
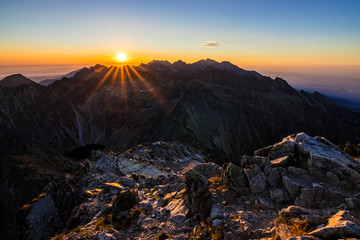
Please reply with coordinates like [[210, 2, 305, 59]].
[[3, 133, 360, 240], [310, 210, 360, 238], [0, 155, 75, 239]]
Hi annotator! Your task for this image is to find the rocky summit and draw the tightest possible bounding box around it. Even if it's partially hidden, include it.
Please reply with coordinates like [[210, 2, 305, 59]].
[[2, 133, 360, 240]]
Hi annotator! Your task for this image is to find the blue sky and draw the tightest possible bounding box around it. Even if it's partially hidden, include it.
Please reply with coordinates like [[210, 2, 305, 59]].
[[1, 0, 359, 58], [0, 0, 359, 100]]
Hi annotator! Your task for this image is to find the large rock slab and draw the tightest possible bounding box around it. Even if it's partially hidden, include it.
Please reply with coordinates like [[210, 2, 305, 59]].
[[268, 133, 360, 190], [244, 165, 267, 194], [294, 183, 324, 208], [26, 195, 60, 240], [310, 210, 360, 238], [193, 162, 221, 179], [290, 133, 360, 179], [282, 175, 301, 200], [268, 139, 296, 159]]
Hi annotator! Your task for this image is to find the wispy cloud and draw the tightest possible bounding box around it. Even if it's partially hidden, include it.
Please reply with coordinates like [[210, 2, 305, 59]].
[[200, 41, 224, 47]]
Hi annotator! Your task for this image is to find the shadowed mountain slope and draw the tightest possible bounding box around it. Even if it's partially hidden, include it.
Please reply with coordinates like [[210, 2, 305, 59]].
[[0, 60, 359, 160]]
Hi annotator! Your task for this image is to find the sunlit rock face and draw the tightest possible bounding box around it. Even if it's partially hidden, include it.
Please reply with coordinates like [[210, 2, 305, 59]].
[[0, 60, 359, 160], [4, 134, 360, 240]]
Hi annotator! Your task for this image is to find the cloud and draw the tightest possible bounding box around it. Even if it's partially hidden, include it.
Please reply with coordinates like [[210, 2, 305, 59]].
[[200, 41, 224, 48]]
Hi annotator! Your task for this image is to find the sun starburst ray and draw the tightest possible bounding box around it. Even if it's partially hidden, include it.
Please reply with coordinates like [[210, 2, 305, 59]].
[[128, 65, 164, 104], [124, 65, 140, 102]]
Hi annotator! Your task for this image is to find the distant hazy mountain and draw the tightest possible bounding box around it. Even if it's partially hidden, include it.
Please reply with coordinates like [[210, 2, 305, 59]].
[[0, 73, 34, 87], [0, 59, 359, 159], [331, 97, 360, 113], [38, 69, 81, 86]]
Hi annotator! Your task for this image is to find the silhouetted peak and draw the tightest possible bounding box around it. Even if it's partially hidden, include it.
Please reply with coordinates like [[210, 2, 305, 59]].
[[92, 64, 107, 72], [173, 60, 187, 66], [192, 58, 220, 68], [313, 91, 323, 96], [274, 77, 286, 82], [0, 73, 34, 87], [147, 60, 172, 66]]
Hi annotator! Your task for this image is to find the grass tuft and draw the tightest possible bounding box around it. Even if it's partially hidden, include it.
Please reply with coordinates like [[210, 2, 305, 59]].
[[276, 215, 313, 237]]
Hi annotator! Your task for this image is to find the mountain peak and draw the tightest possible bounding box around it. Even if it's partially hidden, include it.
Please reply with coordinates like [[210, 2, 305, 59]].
[[0, 73, 34, 87], [147, 60, 172, 66], [190, 59, 261, 78], [192, 58, 220, 67]]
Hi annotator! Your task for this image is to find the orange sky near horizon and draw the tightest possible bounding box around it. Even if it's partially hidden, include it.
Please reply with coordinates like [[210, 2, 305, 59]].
[[1, 0, 360, 100], [1, 47, 359, 71]]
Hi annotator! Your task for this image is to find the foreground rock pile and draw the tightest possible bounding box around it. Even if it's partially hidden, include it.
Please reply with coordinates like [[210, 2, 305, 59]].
[[18, 133, 360, 239]]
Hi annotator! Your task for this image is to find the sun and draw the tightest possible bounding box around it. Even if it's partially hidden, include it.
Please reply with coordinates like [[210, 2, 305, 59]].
[[116, 52, 127, 62]]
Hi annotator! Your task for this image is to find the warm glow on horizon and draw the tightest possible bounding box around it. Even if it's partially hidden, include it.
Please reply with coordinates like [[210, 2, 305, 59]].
[[116, 52, 127, 62], [0, 1, 359, 99]]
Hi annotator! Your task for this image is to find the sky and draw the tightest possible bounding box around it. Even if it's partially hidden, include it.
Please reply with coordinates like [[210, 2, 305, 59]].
[[0, 0, 360, 100]]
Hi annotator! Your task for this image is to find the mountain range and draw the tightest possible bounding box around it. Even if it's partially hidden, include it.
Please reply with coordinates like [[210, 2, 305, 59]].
[[0, 59, 359, 161], [1, 59, 360, 240]]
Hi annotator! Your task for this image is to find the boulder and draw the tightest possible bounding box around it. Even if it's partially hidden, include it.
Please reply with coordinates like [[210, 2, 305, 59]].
[[184, 169, 213, 219], [254, 145, 273, 157], [221, 163, 247, 193], [118, 176, 137, 188], [268, 139, 295, 159], [241, 155, 271, 169], [49, 175, 83, 223], [279, 205, 324, 220], [193, 162, 221, 179], [267, 168, 282, 187], [26, 195, 60, 240], [210, 203, 223, 219], [111, 189, 138, 222], [270, 188, 287, 203], [244, 165, 267, 194], [258, 197, 274, 209], [282, 175, 301, 200], [292, 133, 360, 181], [309, 210, 360, 238], [294, 184, 324, 208], [116, 155, 167, 177]]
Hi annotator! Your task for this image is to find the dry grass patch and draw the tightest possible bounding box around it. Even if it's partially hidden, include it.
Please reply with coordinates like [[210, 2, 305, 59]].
[[95, 217, 112, 230], [276, 215, 313, 237]]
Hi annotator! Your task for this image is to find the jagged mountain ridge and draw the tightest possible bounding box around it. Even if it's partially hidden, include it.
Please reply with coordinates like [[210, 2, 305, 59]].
[[0, 59, 359, 160]]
